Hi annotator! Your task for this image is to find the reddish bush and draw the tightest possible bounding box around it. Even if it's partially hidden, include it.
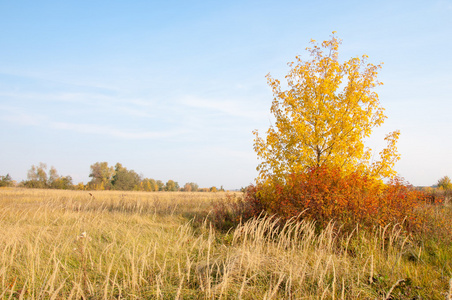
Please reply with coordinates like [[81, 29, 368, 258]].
[[208, 192, 262, 231], [246, 166, 428, 231], [415, 188, 446, 204]]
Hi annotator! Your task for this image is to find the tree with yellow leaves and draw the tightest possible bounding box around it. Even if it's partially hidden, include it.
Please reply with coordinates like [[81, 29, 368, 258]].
[[253, 33, 400, 182], [437, 176, 452, 190]]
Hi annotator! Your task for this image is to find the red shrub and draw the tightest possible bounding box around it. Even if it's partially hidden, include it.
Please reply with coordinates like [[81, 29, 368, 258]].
[[208, 192, 262, 231], [246, 166, 427, 231]]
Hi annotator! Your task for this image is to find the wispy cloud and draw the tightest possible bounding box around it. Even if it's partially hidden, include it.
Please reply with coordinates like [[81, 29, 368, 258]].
[[0, 105, 187, 140], [0, 90, 159, 119], [201, 146, 257, 161], [50, 121, 187, 140], [180, 95, 268, 122], [0, 91, 113, 104], [0, 69, 123, 92], [0, 105, 45, 126]]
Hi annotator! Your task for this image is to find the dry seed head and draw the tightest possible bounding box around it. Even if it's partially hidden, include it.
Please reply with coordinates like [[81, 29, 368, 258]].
[[77, 232, 87, 240]]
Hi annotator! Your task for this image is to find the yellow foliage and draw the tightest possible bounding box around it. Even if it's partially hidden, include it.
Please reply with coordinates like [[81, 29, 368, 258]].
[[254, 33, 400, 181], [438, 176, 452, 190]]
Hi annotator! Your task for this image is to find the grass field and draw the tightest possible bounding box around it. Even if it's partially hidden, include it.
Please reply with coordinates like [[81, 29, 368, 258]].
[[0, 188, 451, 299]]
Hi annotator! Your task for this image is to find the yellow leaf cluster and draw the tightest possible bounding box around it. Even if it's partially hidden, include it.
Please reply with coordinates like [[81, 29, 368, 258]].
[[254, 33, 400, 182]]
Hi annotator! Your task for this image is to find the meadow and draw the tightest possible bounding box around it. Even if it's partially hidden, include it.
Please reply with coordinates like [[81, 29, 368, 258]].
[[0, 188, 451, 299]]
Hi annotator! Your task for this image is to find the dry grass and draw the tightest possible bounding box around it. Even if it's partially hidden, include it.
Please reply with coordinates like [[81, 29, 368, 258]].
[[0, 188, 450, 299]]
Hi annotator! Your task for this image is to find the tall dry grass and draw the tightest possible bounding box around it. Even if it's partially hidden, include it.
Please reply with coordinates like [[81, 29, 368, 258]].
[[0, 188, 450, 299]]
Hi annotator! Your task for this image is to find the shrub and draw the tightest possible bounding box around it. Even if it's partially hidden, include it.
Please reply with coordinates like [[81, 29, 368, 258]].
[[207, 192, 262, 232], [245, 166, 428, 231], [413, 187, 445, 205]]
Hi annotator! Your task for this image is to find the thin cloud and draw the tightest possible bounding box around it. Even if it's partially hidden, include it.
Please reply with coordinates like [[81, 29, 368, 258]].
[[0, 91, 158, 119], [0, 106, 187, 140], [0, 111, 43, 126], [202, 146, 257, 161], [50, 121, 187, 140], [0, 91, 113, 103], [0, 105, 45, 126], [180, 96, 268, 122], [0, 69, 123, 92]]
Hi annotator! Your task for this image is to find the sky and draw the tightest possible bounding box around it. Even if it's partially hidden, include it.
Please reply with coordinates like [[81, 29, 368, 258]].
[[0, 0, 451, 189]]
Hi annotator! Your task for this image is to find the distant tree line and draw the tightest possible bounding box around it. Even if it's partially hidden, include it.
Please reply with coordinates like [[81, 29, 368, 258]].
[[22, 163, 73, 189], [0, 174, 14, 187], [1, 162, 225, 192]]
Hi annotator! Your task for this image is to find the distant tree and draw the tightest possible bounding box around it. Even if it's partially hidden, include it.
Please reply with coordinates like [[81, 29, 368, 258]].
[[437, 176, 452, 190], [183, 183, 192, 192], [111, 163, 141, 190], [141, 178, 159, 192], [189, 182, 199, 192], [149, 179, 158, 191], [156, 180, 164, 191], [24, 162, 48, 188], [210, 186, 217, 192], [24, 163, 73, 189], [182, 182, 199, 192], [36, 163, 48, 183], [0, 174, 13, 187], [48, 166, 59, 185], [165, 180, 179, 191], [89, 162, 115, 190], [75, 182, 86, 190], [50, 176, 73, 190], [141, 179, 151, 191]]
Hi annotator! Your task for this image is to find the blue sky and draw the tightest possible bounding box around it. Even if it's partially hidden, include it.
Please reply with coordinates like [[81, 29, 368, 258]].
[[1, 0, 451, 189]]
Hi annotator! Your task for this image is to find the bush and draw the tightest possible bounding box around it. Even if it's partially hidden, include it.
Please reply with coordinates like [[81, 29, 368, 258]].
[[246, 166, 430, 231], [207, 192, 262, 232], [414, 187, 445, 205]]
